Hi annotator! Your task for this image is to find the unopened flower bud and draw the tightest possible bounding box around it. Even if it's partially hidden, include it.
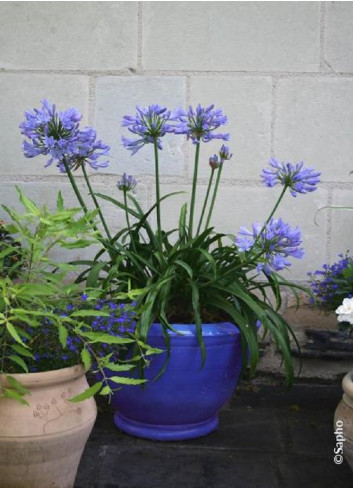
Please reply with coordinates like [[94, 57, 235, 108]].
[[209, 154, 221, 169], [219, 144, 233, 162], [117, 173, 137, 192]]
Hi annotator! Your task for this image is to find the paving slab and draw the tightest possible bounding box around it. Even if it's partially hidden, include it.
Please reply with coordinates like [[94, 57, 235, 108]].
[[75, 381, 353, 488]]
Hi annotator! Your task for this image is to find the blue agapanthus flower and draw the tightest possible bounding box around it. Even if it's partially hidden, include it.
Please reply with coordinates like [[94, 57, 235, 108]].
[[20, 99, 110, 171], [174, 104, 230, 144], [236, 218, 304, 274], [261, 158, 320, 197], [121, 105, 176, 155], [117, 173, 138, 192]]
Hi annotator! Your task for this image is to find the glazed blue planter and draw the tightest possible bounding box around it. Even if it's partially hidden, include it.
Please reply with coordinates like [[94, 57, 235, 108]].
[[112, 322, 242, 441]]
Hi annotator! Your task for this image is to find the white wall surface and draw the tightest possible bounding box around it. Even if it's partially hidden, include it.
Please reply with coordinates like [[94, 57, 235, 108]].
[[0, 1, 352, 282]]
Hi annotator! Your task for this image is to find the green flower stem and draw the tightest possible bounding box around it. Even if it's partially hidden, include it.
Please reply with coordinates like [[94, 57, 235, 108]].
[[153, 140, 162, 246], [81, 164, 112, 241], [204, 163, 223, 230], [62, 158, 89, 214], [197, 167, 215, 236], [189, 141, 201, 238], [248, 185, 288, 254], [62, 159, 106, 248], [124, 190, 136, 252]]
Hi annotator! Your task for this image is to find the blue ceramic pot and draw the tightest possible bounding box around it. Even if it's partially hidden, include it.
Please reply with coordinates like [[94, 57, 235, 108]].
[[112, 322, 242, 441]]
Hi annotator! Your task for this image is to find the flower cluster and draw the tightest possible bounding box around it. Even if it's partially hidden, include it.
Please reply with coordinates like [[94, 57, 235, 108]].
[[308, 254, 353, 312], [10, 297, 137, 373], [261, 158, 321, 197], [117, 173, 138, 192], [236, 218, 304, 274], [20, 99, 110, 171], [63, 298, 137, 360], [121, 103, 230, 155], [174, 104, 229, 144], [121, 105, 176, 155]]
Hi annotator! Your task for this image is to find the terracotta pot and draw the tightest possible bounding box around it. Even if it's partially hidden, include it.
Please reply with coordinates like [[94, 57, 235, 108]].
[[0, 365, 97, 488], [334, 370, 353, 470]]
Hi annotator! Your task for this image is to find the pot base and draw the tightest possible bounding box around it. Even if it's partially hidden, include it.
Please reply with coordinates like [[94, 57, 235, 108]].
[[114, 412, 219, 441]]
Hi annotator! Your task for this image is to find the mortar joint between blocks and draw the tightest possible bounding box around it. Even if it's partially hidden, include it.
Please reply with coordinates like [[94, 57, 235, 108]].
[[325, 186, 333, 265], [137, 2, 143, 71]]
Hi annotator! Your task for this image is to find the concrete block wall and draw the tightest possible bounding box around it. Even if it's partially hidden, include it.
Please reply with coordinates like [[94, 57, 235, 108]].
[[1, 2, 352, 283]]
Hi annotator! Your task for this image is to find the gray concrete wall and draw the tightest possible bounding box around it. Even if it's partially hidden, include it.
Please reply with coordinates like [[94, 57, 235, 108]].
[[0, 2, 352, 281]]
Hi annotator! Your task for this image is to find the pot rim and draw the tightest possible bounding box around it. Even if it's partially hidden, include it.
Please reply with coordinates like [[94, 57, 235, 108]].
[[342, 370, 353, 399], [0, 364, 85, 388], [150, 322, 241, 337]]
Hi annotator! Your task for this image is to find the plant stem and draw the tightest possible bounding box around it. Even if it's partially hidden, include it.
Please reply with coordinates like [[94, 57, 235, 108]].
[[62, 159, 104, 240], [124, 190, 136, 252], [62, 158, 89, 214], [248, 185, 288, 253], [197, 168, 215, 235], [153, 140, 162, 245], [81, 164, 112, 241], [205, 163, 223, 230], [189, 142, 201, 238]]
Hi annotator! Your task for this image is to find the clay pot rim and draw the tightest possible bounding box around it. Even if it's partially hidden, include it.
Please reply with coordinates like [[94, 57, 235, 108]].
[[0, 364, 85, 388], [342, 370, 353, 399]]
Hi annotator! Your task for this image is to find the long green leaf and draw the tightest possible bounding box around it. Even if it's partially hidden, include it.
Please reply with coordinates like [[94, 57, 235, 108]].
[[6, 322, 28, 348], [8, 355, 28, 373], [69, 381, 102, 402], [108, 376, 147, 385], [191, 282, 205, 366]]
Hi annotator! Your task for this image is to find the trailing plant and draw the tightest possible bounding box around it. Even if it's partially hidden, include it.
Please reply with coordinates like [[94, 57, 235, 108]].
[[0, 187, 156, 404], [308, 253, 353, 313], [20, 100, 321, 384]]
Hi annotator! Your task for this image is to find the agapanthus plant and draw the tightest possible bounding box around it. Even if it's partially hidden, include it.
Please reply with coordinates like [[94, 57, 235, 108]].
[[20, 100, 321, 384]]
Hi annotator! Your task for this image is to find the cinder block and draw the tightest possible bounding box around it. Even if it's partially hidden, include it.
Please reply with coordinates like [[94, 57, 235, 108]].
[[275, 78, 353, 182], [325, 3, 353, 73], [154, 182, 328, 281], [0, 73, 89, 176], [0, 3, 138, 71], [143, 3, 320, 72], [94, 76, 187, 176], [329, 187, 353, 261], [189, 77, 272, 180]]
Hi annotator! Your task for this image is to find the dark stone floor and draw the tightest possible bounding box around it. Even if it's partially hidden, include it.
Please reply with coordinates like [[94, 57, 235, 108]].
[[75, 380, 352, 488]]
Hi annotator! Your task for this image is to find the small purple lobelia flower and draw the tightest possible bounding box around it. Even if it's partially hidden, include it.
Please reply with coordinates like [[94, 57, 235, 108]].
[[235, 218, 304, 274], [261, 158, 320, 197], [117, 173, 137, 192], [20, 99, 110, 171], [174, 104, 230, 144], [121, 105, 176, 155]]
